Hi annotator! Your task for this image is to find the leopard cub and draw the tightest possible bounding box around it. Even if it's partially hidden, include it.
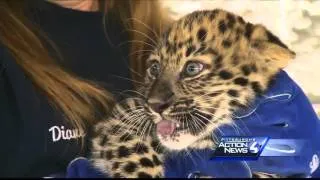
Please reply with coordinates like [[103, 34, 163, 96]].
[[90, 8, 295, 178]]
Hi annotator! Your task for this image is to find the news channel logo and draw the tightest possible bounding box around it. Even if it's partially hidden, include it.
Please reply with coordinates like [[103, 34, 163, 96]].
[[210, 136, 306, 161]]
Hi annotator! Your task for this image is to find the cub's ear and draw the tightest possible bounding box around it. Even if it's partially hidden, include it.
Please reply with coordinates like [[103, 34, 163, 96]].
[[249, 25, 296, 69]]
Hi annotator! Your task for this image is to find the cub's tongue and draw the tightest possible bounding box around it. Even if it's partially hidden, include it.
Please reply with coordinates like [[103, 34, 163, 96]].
[[156, 120, 176, 137]]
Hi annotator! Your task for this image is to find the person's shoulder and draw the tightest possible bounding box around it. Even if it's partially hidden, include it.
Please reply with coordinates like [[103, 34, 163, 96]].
[[0, 42, 6, 76], [0, 42, 11, 68], [0, 42, 4, 61], [0, 42, 15, 100], [0, 41, 25, 75], [0, 42, 22, 95]]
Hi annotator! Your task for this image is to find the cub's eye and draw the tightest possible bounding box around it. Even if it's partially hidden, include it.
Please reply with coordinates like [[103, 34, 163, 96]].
[[147, 61, 160, 78], [183, 61, 204, 77]]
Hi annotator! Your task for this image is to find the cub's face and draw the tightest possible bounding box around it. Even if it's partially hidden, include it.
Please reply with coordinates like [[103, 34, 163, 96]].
[[142, 9, 295, 150]]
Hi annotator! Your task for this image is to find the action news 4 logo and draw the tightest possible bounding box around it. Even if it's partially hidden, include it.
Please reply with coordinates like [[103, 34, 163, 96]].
[[210, 136, 305, 161], [210, 136, 269, 160]]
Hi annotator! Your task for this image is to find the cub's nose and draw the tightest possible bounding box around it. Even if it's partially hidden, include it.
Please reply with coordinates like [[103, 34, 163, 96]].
[[148, 98, 173, 114]]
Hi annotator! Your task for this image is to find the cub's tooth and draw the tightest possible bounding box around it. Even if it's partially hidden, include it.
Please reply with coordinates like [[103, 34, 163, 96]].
[[176, 123, 180, 128]]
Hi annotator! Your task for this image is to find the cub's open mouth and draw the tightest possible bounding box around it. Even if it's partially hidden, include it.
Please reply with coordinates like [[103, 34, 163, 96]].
[[156, 119, 185, 138], [155, 119, 199, 150]]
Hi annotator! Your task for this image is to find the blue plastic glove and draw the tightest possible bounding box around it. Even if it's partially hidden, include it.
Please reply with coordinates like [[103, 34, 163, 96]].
[[65, 155, 252, 178], [66, 70, 320, 178], [66, 157, 107, 178], [164, 149, 252, 178]]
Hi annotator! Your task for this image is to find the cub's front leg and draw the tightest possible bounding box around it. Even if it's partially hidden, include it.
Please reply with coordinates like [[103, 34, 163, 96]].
[[90, 98, 165, 178], [90, 120, 164, 178]]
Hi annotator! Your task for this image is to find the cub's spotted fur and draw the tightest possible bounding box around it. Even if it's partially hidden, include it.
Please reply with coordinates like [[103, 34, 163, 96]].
[[90, 9, 295, 178]]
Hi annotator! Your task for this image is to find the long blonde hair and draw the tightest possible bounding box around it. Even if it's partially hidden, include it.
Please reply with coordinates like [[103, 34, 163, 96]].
[[0, 0, 171, 133]]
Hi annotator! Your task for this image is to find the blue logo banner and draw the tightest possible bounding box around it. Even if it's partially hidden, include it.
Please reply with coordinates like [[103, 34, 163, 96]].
[[210, 136, 306, 161]]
